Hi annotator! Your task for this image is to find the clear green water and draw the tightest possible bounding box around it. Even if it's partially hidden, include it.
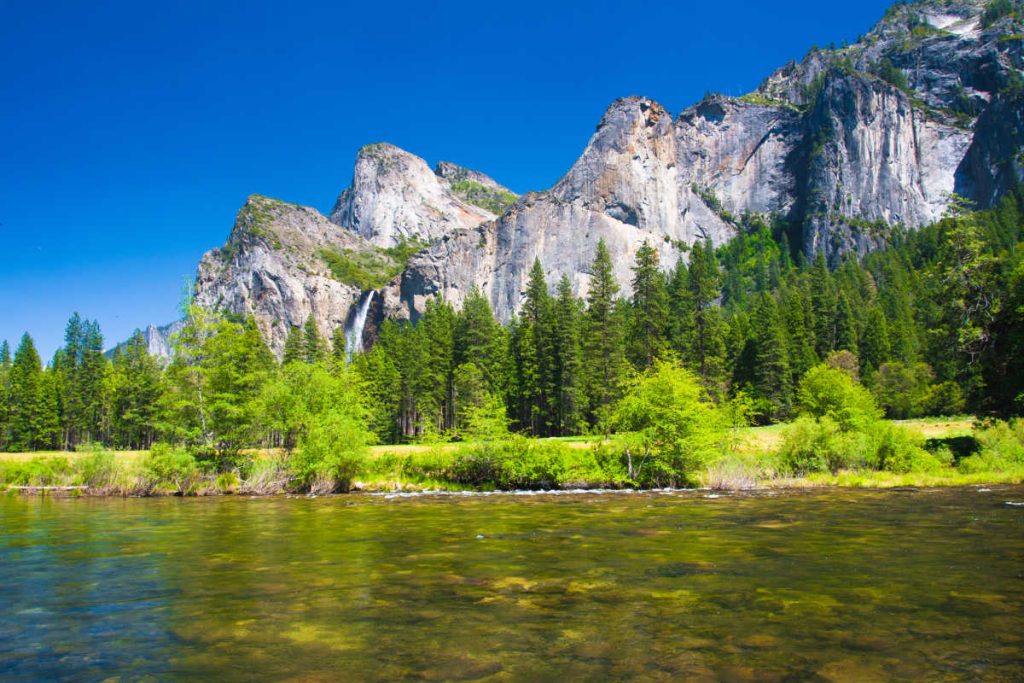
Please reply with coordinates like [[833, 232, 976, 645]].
[[1, 487, 1022, 682]]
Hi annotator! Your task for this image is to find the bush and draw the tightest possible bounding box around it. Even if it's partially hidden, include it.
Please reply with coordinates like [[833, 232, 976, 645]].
[[0, 457, 75, 487], [780, 414, 947, 475], [611, 360, 728, 487], [925, 381, 966, 416], [961, 419, 1024, 472], [871, 362, 964, 418], [779, 416, 872, 474], [291, 409, 370, 493], [76, 448, 121, 491], [870, 422, 944, 473], [239, 455, 290, 495], [798, 364, 882, 431], [143, 444, 199, 494]]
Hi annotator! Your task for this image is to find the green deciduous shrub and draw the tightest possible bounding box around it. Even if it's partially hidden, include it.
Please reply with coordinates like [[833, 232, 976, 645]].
[[143, 443, 199, 494], [611, 360, 728, 487], [782, 365, 946, 475], [870, 422, 945, 473], [291, 409, 370, 493], [798, 365, 882, 431], [0, 457, 75, 487], [959, 419, 1024, 473], [76, 448, 121, 491]]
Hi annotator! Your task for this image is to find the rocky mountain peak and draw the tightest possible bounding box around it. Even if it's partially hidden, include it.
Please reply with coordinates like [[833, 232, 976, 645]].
[[130, 0, 1024, 356], [434, 160, 519, 215], [327, 142, 502, 249]]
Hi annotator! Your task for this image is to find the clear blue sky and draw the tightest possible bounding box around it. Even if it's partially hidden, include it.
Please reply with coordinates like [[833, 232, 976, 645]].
[[1, 0, 893, 359]]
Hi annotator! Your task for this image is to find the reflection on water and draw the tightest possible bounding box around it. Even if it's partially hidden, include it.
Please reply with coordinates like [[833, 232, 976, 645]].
[[1, 487, 1022, 681]]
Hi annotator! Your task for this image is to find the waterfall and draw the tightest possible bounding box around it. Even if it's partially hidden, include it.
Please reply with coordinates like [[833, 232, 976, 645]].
[[344, 291, 376, 359]]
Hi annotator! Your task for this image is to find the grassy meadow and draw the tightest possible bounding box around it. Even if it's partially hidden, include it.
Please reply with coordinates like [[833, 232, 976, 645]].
[[3, 416, 1021, 496]]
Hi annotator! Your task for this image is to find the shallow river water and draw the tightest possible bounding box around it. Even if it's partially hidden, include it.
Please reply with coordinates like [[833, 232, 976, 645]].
[[1, 486, 1023, 681]]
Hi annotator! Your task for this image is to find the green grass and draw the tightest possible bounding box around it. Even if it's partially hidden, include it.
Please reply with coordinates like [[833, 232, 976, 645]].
[[4, 417, 1020, 495], [449, 180, 518, 215], [318, 237, 428, 290]]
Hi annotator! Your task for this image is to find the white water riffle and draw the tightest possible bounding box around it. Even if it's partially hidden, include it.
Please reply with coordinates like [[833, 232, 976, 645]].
[[344, 291, 375, 359]]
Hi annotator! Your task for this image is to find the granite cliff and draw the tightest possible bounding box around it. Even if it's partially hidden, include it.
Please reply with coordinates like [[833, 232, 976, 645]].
[[150, 0, 1021, 356]]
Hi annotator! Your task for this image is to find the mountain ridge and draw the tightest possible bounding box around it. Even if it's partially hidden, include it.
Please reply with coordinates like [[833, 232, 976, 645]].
[[139, 0, 1023, 357]]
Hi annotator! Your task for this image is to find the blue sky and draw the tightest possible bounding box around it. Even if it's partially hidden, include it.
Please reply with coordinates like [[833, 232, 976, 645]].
[[1, 0, 893, 358]]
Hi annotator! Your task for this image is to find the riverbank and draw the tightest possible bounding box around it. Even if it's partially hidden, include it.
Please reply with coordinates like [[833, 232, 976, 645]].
[[2, 417, 1021, 496]]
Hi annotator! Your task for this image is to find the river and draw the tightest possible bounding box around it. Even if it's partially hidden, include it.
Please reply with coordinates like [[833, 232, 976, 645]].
[[2, 486, 1022, 681]]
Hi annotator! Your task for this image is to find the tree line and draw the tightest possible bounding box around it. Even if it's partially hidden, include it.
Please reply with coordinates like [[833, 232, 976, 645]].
[[1, 189, 1021, 454]]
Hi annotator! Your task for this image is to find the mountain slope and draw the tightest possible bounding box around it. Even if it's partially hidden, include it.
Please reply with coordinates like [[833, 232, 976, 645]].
[[149, 0, 1022, 354]]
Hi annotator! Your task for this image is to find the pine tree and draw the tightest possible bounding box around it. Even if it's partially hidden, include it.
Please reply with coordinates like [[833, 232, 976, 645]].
[[352, 337, 403, 443], [58, 313, 84, 447], [859, 305, 891, 375], [749, 293, 792, 421], [835, 291, 859, 358], [330, 326, 348, 363], [687, 240, 729, 398], [9, 334, 55, 450], [810, 252, 837, 357], [302, 314, 325, 364], [109, 330, 164, 449], [77, 319, 109, 445], [628, 241, 669, 369], [514, 259, 556, 435], [553, 274, 585, 435], [282, 325, 305, 365], [417, 297, 456, 433], [0, 340, 11, 450], [583, 240, 626, 428], [161, 308, 273, 460], [454, 287, 508, 396], [667, 256, 695, 358], [778, 280, 818, 384]]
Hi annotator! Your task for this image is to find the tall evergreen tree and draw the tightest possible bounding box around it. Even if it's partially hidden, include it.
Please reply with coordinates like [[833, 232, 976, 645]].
[[161, 308, 273, 460], [330, 326, 348, 363], [778, 280, 818, 384], [667, 256, 695, 358], [282, 325, 305, 365], [109, 330, 164, 449], [835, 291, 859, 358], [859, 305, 891, 375], [9, 334, 57, 451], [417, 297, 457, 433], [553, 275, 585, 435], [687, 240, 729, 398], [77, 319, 109, 445], [454, 287, 508, 396], [749, 293, 793, 421], [810, 252, 837, 357], [628, 241, 670, 369], [514, 260, 556, 435], [0, 340, 11, 450], [583, 240, 626, 428], [302, 314, 325, 364]]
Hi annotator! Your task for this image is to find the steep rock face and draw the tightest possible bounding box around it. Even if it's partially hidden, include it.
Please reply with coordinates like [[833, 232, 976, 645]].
[[752, 0, 1023, 258], [673, 96, 803, 229], [328, 143, 501, 248], [955, 89, 1024, 206], [800, 71, 973, 259], [194, 195, 369, 355], [394, 0, 1023, 316], [397, 97, 707, 321], [133, 0, 1024, 354]]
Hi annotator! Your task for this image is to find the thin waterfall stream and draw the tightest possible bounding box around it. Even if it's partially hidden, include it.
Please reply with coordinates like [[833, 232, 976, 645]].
[[344, 290, 375, 359]]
